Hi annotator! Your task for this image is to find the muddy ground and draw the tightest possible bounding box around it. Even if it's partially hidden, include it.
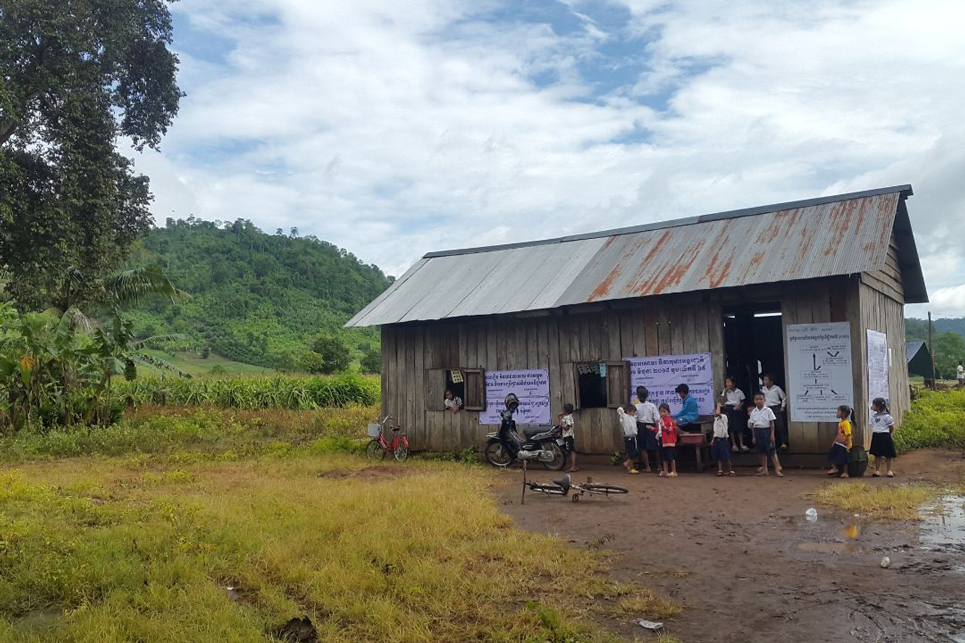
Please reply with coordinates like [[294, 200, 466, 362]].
[[495, 450, 965, 643]]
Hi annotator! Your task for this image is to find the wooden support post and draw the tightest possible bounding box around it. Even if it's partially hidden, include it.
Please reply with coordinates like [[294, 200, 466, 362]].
[[928, 311, 936, 388]]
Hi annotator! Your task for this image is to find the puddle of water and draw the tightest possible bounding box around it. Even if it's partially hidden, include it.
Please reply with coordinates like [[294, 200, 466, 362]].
[[920, 495, 965, 550], [798, 541, 857, 554]]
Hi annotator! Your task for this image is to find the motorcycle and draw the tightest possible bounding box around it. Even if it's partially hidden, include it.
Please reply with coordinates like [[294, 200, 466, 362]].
[[484, 393, 566, 471]]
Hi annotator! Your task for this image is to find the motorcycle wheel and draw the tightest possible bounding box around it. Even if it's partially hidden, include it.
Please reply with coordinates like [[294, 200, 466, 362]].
[[542, 442, 566, 471], [484, 441, 512, 467]]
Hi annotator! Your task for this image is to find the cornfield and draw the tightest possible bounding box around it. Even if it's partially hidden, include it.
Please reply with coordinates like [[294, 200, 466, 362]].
[[114, 374, 380, 410]]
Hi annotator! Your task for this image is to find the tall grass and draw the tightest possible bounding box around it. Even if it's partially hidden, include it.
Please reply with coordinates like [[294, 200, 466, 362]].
[[114, 373, 380, 410], [895, 388, 965, 454]]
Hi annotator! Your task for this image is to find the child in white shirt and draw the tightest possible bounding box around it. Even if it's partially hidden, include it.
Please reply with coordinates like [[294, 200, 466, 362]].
[[712, 403, 735, 476], [747, 392, 783, 477], [617, 404, 640, 474]]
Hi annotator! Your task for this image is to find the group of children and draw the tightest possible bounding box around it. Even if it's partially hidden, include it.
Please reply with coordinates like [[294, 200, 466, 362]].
[[557, 379, 899, 479]]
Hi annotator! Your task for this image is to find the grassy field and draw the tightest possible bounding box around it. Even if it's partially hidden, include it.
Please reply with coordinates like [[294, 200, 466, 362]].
[[0, 408, 673, 642], [140, 349, 276, 376]]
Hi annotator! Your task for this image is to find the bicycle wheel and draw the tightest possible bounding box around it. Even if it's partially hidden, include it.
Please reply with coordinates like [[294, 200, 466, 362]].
[[365, 439, 386, 460], [484, 442, 512, 467], [393, 441, 410, 463], [582, 483, 629, 495], [527, 483, 567, 495]]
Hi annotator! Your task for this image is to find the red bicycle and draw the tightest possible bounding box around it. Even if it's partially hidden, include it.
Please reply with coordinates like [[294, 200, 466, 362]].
[[365, 415, 410, 462]]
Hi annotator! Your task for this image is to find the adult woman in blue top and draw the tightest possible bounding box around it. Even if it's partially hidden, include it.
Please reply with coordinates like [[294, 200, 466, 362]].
[[674, 383, 698, 428]]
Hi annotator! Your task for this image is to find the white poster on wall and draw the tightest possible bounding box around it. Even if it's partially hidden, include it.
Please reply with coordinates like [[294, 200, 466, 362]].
[[786, 322, 854, 422], [625, 353, 715, 415], [867, 329, 889, 410], [479, 369, 551, 425]]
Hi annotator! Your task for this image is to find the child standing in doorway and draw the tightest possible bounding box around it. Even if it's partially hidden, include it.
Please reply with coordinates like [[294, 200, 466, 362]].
[[747, 392, 783, 476], [869, 398, 897, 477], [721, 375, 748, 453], [712, 403, 735, 476], [657, 403, 679, 478], [617, 404, 640, 474], [827, 405, 853, 478], [559, 403, 578, 473]]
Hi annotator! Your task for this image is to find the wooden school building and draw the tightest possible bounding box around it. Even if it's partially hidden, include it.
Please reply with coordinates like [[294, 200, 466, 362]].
[[347, 185, 927, 455]]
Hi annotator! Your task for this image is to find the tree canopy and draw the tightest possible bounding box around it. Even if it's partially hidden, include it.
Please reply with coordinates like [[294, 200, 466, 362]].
[[0, 0, 182, 310]]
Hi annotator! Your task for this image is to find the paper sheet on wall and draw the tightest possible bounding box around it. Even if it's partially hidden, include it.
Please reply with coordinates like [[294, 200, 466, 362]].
[[479, 369, 551, 425], [867, 329, 889, 411], [786, 322, 854, 422], [625, 353, 715, 415]]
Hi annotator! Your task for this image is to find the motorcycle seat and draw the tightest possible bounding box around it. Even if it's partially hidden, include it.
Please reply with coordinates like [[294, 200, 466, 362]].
[[522, 426, 550, 439]]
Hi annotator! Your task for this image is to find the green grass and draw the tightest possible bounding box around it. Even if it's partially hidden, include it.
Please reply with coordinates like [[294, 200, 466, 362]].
[[896, 388, 965, 454], [114, 373, 380, 410], [812, 482, 938, 520], [0, 406, 380, 463], [0, 409, 674, 642], [140, 349, 276, 377]]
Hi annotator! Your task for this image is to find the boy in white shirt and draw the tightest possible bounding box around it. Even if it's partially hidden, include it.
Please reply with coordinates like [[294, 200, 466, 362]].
[[747, 392, 783, 477], [631, 386, 660, 473], [761, 373, 788, 450]]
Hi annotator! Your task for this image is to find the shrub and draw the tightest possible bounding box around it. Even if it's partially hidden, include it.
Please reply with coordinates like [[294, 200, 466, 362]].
[[895, 388, 965, 454]]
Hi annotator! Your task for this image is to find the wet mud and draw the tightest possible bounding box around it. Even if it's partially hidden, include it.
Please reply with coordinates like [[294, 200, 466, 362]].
[[496, 450, 965, 642]]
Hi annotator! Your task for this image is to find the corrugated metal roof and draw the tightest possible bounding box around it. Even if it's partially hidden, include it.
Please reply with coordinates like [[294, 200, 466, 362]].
[[347, 185, 927, 327]]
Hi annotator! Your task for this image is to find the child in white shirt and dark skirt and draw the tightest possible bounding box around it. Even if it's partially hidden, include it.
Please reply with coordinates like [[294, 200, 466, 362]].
[[868, 397, 898, 477]]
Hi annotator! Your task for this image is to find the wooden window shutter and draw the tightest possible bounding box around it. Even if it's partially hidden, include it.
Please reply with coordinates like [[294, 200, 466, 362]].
[[606, 361, 629, 409], [425, 369, 447, 411], [463, 369, 486, 411]]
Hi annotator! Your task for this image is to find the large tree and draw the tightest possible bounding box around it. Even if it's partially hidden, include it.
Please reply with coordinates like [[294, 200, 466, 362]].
[[0, 0, 182, 310]]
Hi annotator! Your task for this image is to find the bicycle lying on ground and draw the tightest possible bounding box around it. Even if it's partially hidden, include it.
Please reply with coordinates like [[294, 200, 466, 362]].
[[365, 415, 410, 462], [525, 473, 628, 502]]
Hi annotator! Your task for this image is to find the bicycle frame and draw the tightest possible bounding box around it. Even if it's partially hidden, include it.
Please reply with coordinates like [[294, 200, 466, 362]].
[[372, 415, 410, 456]]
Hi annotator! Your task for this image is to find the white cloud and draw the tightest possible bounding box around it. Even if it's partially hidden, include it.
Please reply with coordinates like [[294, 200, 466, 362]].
[[132, 0, 965, 311]]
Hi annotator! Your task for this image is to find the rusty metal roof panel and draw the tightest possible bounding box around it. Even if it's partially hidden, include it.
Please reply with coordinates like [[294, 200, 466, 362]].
[[346, 186, 924, 327]]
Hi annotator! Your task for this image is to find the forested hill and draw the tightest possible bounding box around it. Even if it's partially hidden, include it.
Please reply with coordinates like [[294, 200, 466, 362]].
[[906, 317, 965, 343], [126, 218, 392, 370]]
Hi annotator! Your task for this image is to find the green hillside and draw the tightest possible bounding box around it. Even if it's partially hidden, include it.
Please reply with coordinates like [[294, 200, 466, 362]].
[[125, 218, 391, 371]]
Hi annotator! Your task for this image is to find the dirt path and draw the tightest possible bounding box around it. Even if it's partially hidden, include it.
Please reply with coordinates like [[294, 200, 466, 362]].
[[495, 450, 965, 642]]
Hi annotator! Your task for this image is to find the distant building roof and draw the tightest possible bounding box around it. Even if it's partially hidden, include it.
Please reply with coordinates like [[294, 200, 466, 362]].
[[347, 185, 927, 327], [906, 340, 933, 378], [906, 341, 926, 364]]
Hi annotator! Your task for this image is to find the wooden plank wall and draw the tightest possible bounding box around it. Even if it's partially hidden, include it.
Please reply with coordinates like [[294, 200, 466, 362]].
[[779, 279, 844, 453], [381, 294, 725, 454], [855, 281, 911, 448]]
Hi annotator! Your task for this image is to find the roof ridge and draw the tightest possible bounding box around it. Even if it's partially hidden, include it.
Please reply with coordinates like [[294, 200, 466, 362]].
[[423, 184, 913, 259]]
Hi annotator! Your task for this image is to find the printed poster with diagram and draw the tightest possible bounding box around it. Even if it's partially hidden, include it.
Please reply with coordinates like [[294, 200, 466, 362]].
[[866, 329, 889, 411], [479, 369, 551, 426], [787, 322, 854, 422], [624, 353, 715, 415]]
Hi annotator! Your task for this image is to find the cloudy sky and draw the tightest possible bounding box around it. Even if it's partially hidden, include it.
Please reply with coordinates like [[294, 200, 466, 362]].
[[132, 0, 965, 317]]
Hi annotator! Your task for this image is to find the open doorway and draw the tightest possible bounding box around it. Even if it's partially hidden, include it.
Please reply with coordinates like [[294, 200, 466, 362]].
[[722, 303, 787, 446]]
